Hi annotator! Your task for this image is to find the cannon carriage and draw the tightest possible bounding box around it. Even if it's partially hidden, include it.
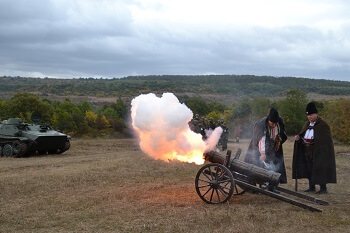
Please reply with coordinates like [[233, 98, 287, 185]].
[[195, 149, 329, 212]]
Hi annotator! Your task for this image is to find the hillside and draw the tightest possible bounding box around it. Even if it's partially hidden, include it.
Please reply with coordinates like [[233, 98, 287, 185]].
[[1, 75, 349, 104]]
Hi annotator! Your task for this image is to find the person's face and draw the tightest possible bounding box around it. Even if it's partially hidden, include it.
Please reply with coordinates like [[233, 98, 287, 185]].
[[268, 121, 277, 128], [307, 113, 318, 123]]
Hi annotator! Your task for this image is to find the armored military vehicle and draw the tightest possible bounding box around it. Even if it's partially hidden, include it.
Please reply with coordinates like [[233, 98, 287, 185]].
[[0, 115, 70, 157]]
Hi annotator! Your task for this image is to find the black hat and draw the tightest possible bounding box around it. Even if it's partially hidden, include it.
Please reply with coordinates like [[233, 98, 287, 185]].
[[267, 107, 280, 123], [306, 102, 318, 115]]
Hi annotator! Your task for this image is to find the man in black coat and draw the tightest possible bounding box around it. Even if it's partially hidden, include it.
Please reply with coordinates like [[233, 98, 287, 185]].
[[293, 102, 336, 194], [244, 107, 288, 186]]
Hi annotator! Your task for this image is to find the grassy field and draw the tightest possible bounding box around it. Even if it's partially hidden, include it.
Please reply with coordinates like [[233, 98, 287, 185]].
[[1, 138, 350, 233]]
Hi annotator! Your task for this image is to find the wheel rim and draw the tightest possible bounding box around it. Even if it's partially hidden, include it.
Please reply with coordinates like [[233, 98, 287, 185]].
[[233, 183, 246, 195], [195, 163, 234, 204], [232, 173, 248, 195]]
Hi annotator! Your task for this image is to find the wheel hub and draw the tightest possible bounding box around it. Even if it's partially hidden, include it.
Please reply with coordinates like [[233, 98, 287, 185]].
[[3, 144, 13, 157], [210, 179, 219, 189]]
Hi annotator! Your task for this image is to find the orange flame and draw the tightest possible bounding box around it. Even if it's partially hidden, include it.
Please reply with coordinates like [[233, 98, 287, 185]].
[[131, 93, 221, 165]]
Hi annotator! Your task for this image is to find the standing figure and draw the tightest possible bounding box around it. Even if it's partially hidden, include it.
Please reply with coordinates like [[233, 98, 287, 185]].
[[208, 117, 216, 130], [292, 102, 336, 194], [244, 107, 288, 185], [220, 122, 229, 151]]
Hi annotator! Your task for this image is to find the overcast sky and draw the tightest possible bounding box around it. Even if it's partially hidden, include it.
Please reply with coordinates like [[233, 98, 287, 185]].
[[1, 0, 349, 81]]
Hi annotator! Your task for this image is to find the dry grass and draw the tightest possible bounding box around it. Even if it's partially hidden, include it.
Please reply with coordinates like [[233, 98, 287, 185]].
[[1, 138, 350, 233]]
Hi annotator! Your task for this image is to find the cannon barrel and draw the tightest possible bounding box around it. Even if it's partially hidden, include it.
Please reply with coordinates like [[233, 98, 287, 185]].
[[203, 150, 281, 186]]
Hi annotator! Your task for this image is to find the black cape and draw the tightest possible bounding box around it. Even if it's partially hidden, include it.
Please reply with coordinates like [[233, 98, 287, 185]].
[[292, 117, 337, 184], [244, 116, 288, 183]]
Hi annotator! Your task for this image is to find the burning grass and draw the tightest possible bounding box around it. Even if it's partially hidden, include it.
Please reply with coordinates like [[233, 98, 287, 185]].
[[1, 138, 350, 232]]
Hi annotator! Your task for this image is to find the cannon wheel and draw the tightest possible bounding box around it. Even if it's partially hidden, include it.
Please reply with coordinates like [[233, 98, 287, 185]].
[[232, 183, 246, 195], [195, 163, 234, 204], [231, 173, 247, 195]]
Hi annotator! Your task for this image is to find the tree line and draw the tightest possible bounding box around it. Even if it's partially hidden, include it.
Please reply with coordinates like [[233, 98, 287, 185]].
[[0, 93, 128, 138], [181, 90, 350, 144], [0, 90, 349, 144], [1, 75, 349, 97]]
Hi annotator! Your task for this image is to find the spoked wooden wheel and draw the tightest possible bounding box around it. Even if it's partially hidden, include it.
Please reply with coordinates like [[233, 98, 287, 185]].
[[232, 182, 246, 195], [231, 173, 247, 195], [195, 163, 234, 204]]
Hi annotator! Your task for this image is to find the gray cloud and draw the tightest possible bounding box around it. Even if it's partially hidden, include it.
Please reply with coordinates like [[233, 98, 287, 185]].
[[0, 0, 349, 81]]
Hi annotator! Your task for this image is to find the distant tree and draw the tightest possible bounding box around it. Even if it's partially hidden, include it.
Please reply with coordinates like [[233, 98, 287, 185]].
[[312, 100, 324, 113], [77, 100, 94, 114], [99, 98, 128, 133], [206, 111, 223, 123], [8, 93, 54, 124], [322, 99, 350, 144], [183, 97, 210, 116], [109, 98, 128, 119], [72, 113, 90, 136], [250, 97, 271, 121], [95, 115, 110, 130], [109, 117, 127, 133], [233, 97, 252, 119], [100, 107, 118, 120], [207, 101, 228, 113], [85, 110, 98, 127], [276, 89, 308, 135], [226, 98, 255, 139], [56, 98, 81, 115], [0, 99, 11, 120], [223, 109, 233, 123], [55, 109, 77, 132]]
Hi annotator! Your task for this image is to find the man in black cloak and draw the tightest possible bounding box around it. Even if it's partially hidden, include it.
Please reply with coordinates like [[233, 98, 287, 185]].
[[293, 102, 336, 194], [244, 107, 288, 186]]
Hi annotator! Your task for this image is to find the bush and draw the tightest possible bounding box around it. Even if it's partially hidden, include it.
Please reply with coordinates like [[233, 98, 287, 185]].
[[322, 99, 350, 144]]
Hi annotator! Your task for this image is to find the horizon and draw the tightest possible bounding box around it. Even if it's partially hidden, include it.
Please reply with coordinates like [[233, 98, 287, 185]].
[[1, 74, 349, 83]]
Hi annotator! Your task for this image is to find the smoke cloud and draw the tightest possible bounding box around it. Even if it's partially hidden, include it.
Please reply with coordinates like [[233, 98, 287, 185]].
[[131, 92, 222, 164]]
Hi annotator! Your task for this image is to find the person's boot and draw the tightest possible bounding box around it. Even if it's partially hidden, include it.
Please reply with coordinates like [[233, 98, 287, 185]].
[[316, 185, 327, 194], [304, 184, 315, 192]]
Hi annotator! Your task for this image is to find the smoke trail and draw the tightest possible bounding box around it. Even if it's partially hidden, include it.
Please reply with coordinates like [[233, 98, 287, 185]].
[[131, 93, 222, 164]]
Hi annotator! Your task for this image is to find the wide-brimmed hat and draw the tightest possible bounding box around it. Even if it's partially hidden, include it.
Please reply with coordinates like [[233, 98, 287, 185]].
[[306, 102, 318, 115]]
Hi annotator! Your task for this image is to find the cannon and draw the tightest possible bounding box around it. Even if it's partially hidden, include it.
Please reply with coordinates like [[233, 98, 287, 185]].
[[195, 149, 329, 212]]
